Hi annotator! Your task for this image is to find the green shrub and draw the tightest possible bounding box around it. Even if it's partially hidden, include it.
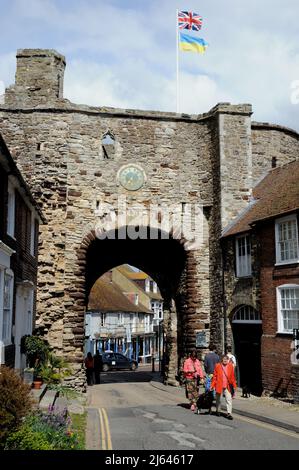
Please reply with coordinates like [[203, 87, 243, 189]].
[[23, 335, 49, 369], [5, 409, 81, 450], [0, 366, 33, 448], [5, 425, 52, 450], [39, 354, 72, 385]]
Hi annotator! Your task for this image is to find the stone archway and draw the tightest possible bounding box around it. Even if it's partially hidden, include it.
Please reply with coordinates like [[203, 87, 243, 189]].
[[64, 224, 208, 388]]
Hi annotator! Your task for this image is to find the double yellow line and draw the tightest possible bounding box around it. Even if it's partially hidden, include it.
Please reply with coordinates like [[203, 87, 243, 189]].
[[98, 408, 113, 450]]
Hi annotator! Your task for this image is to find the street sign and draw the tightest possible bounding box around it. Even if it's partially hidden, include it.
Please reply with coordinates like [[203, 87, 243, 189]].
[[196, 331, 208, 348]]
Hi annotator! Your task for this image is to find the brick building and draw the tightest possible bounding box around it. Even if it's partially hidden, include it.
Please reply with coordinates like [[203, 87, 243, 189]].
[[222, 161, 299, 399], [0, 133, 44, 372]]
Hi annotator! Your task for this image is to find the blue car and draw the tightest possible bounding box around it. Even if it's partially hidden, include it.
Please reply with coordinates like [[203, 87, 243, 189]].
[[101, 352, 138, 372]]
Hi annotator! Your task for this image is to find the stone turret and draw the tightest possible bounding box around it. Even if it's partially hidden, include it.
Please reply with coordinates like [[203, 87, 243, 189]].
[[5, 49, 65, 107]]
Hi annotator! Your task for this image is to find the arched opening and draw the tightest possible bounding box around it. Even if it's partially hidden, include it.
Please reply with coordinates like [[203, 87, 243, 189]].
[[83, 226, 188, 384], [231, 305, 263, 396], [85, 264, 164, 366]]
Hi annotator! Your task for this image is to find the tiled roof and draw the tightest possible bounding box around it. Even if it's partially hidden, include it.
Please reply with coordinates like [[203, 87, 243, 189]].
[[116, 265, 147, 279], [222, 160, 299, 237], [115, 265, 163, 300], [88, 274, 152, 313]]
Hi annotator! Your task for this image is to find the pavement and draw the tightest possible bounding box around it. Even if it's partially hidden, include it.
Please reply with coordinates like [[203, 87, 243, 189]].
[[149, 371, 299, 434]]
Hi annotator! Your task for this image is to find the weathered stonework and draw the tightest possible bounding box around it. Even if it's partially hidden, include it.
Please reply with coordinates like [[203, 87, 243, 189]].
[[0, 49, 299, 388]]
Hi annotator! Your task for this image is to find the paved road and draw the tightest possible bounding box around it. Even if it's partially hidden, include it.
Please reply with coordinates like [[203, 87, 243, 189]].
[[86, 369, 299, 450]]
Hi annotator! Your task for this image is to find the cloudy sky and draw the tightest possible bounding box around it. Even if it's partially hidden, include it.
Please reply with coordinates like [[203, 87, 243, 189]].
[[1, 0, 299, 130]]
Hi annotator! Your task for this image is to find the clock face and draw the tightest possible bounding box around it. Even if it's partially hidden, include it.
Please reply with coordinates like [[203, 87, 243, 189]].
[[118, 165, 145, 191]]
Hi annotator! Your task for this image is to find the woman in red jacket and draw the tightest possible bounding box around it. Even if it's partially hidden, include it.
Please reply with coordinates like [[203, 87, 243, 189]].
[[183, 349, 204, 412], [211, 354, 237, 420]]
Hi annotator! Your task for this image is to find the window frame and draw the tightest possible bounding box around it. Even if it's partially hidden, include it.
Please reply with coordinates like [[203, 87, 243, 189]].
[[30, 212, 37, 257], [276, 284, 299, 334], [235, 233, 252, 278], [232, 305, 261, 324], [2, 268, 14, 346], [7, 181, 15, 238], [275, 214, 299, 266]]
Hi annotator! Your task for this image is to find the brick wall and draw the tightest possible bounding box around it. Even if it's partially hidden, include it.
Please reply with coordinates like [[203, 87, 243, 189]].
[[258, 219, 299, 397]]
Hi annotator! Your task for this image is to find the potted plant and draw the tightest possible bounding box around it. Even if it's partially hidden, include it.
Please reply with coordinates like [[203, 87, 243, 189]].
[[21, 334, 49, 388]]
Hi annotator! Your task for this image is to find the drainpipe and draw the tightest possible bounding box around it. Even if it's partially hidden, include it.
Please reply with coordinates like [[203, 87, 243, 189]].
[[221, 248, 227, 354]]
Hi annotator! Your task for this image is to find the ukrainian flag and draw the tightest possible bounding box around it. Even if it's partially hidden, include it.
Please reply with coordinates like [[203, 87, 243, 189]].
[[179, 32, 208, 54]]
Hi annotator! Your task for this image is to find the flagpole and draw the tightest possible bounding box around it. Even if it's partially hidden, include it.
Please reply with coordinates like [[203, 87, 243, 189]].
[[176, 9, 179, 113]]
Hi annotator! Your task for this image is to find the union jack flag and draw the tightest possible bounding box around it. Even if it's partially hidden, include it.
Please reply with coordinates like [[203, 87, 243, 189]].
[[178, 11, 202, 31]]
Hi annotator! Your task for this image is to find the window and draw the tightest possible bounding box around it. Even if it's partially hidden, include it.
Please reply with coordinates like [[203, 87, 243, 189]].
[[232, 305, 261, 324], [25, 289, 34, 334], [30, 213, 36, 256], [151, 301, 163, 321], [153, 282, 157, 294], [145, 315, 150, 332], [235, 234, 252, 277], [7, 182, 15, 237], [145, 278, 150, 293], [277, 285, 299, 333], [101, 313, 106, 327], [2, 271, 14, 344], [102, 132, 115, 159], [275, 215, 299, 264]]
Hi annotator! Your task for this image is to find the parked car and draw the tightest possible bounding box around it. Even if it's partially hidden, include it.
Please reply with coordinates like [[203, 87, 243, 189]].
[[101, 352, 138, 372]]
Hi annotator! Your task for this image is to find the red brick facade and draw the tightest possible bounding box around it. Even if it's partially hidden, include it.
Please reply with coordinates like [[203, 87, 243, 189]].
[[258, 218, 299, 397]]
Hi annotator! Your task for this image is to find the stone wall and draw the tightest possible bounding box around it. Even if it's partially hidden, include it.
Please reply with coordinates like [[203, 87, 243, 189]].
[[1, 49, 299, 388], [252, 122, 299, 183], [222, 235, 261, 348]]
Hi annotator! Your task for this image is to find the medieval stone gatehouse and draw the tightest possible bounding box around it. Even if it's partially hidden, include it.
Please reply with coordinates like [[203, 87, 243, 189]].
[[0, 49, 298, 388]]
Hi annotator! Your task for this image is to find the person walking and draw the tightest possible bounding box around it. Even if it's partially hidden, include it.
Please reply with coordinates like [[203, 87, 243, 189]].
[[93, 350, 103, 384], [204, 344, 220, 375], [84, 352, 94, 386], [183, 349, 204, 412], [211, 354, 237, 420], [226, 346, 236, 368], [203, 344, 219, 398]]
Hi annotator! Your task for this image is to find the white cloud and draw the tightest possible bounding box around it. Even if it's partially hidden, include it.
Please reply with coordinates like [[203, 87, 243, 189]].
[[1, 0, 299, 130]]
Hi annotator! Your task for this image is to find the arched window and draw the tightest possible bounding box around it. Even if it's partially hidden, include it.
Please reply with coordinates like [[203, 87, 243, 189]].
[[232, 305, 261, 324]]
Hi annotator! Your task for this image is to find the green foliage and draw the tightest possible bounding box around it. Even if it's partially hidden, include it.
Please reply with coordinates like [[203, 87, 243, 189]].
[[22, 335, 72, 384], [5, 424, 52, 450], [39, 353, 72, 385], [48, 384, 81, 400], [5, 409, 81, 450], [0, 366, 33, 448], [69, 412, 86, 450], [23, 335, 49, 369]]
